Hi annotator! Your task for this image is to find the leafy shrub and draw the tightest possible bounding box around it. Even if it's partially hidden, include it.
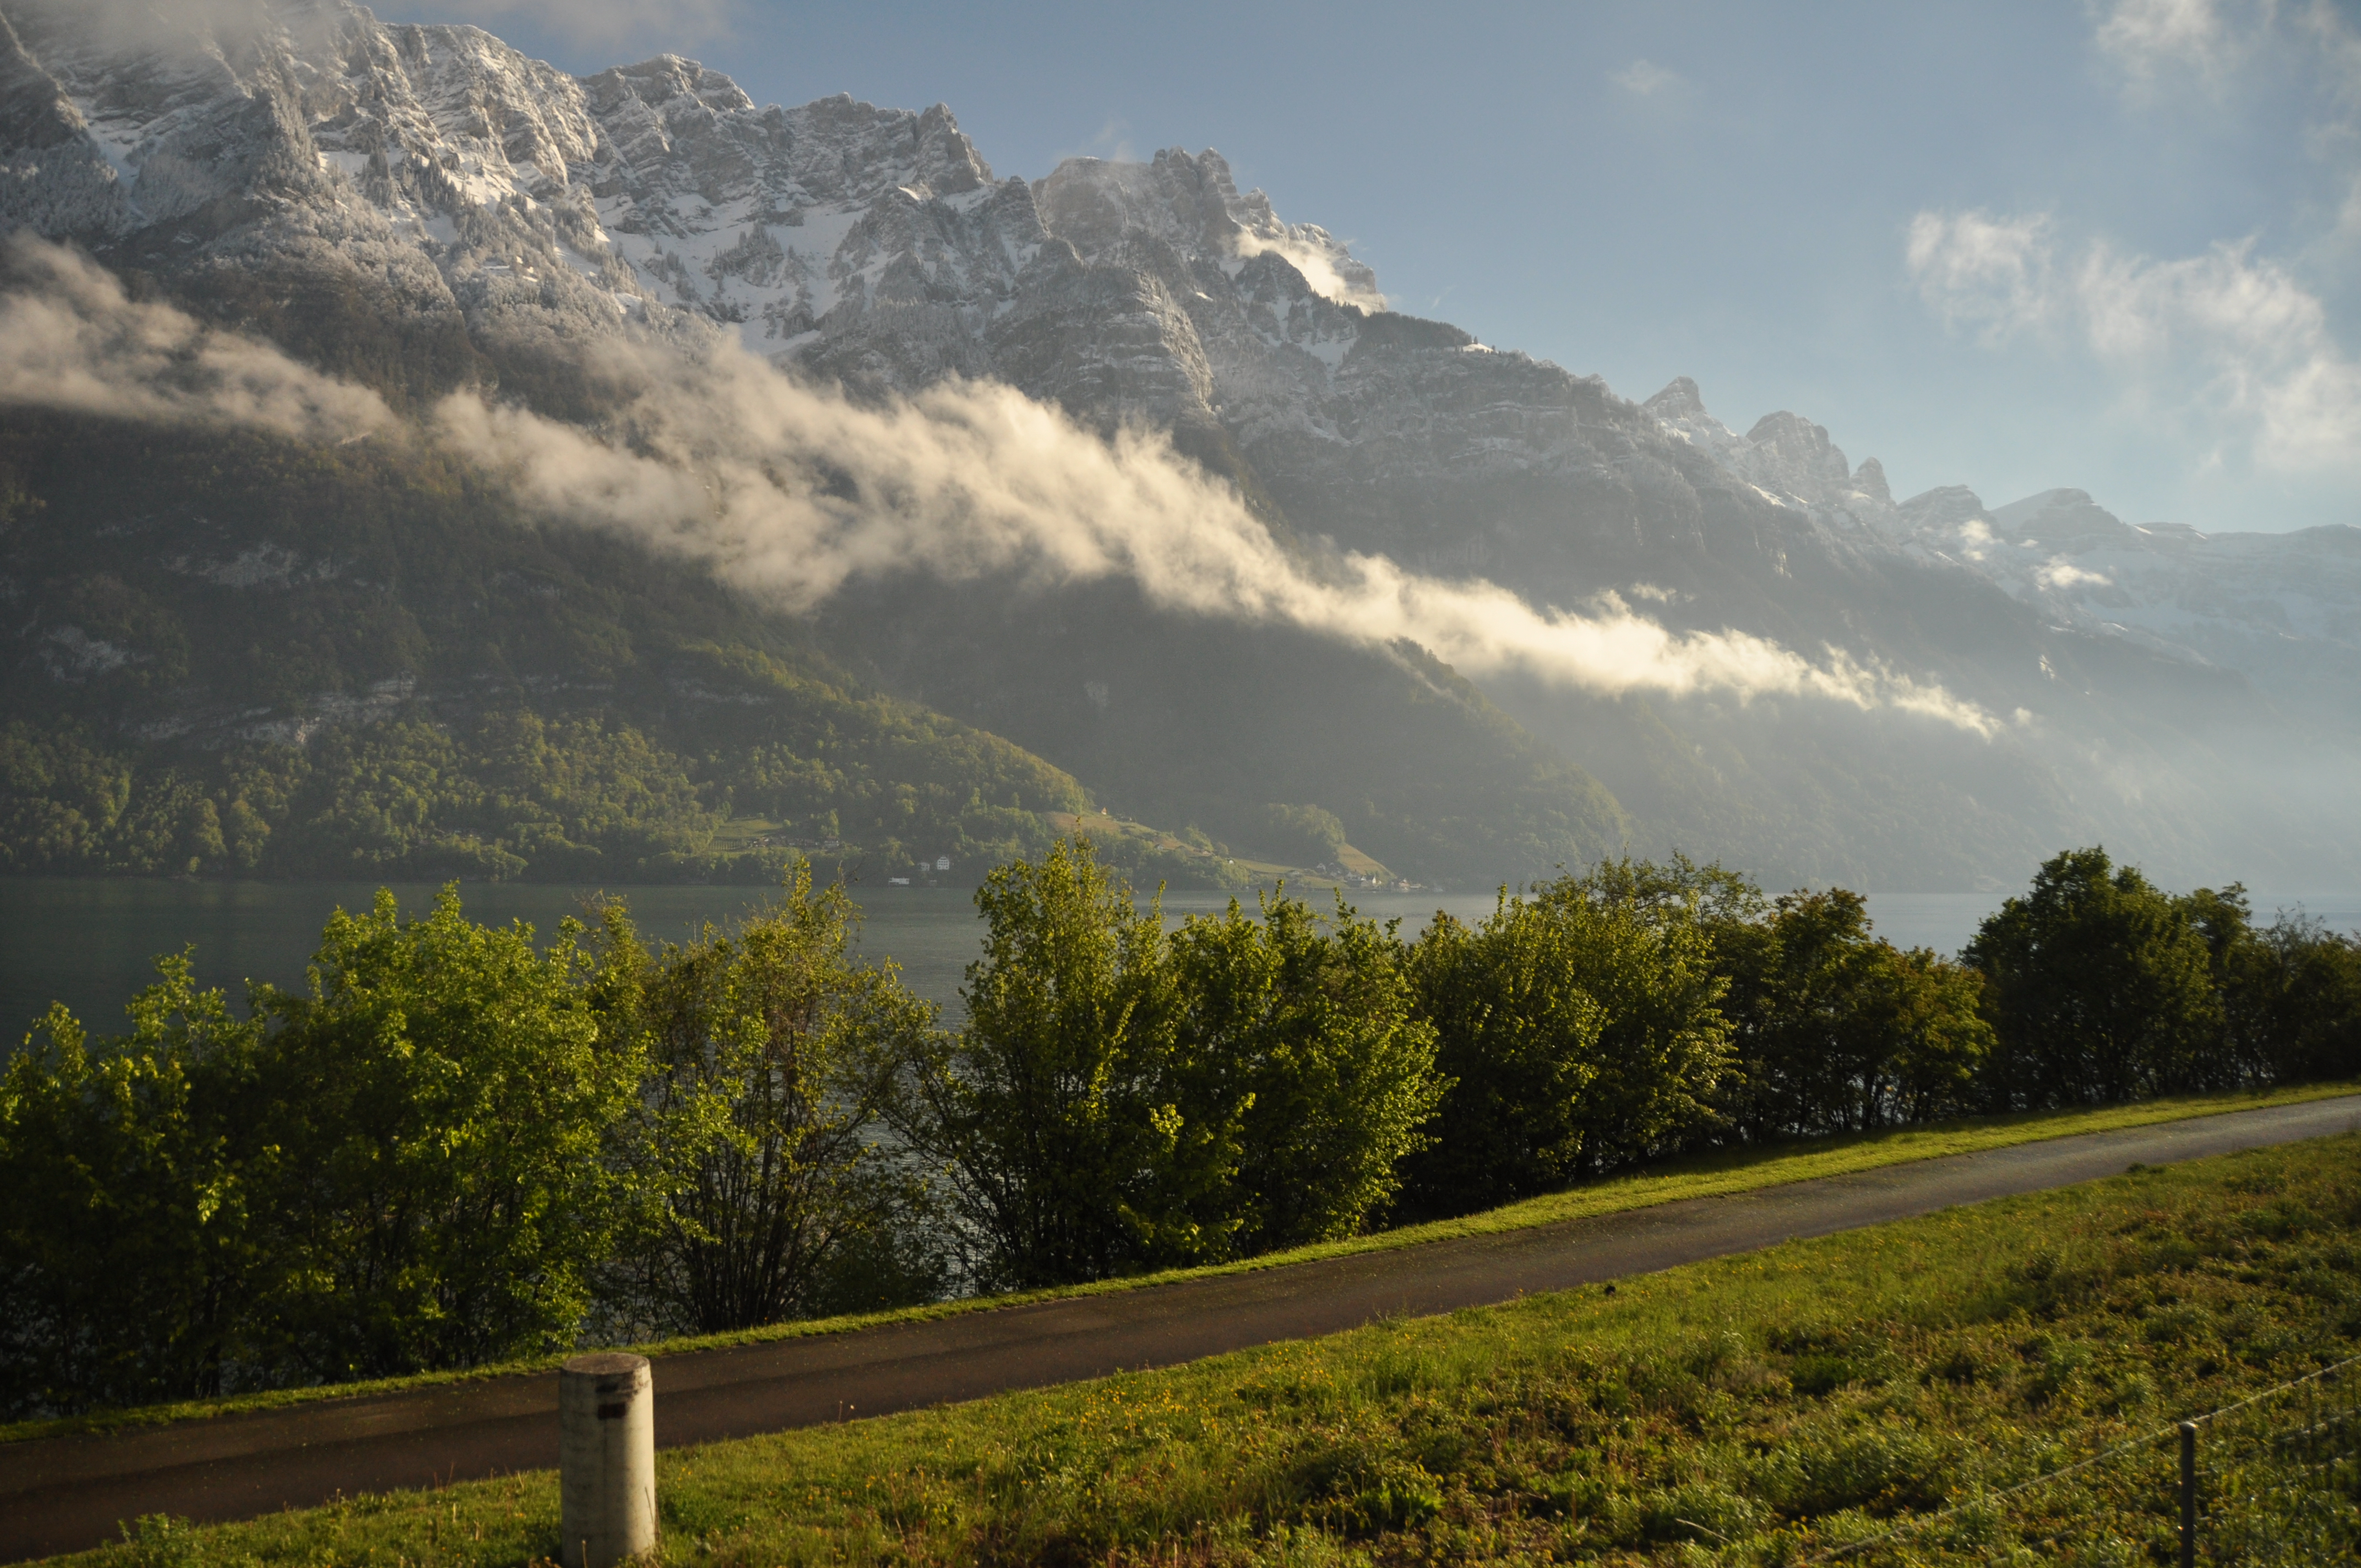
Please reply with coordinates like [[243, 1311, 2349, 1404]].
[[1965, 847, 2226, 1107], [0, 889, 648, 1409], [595, 867, 943, 1335], [1403, 861, 1730, 1213], [892, 840, 1444, 1287]]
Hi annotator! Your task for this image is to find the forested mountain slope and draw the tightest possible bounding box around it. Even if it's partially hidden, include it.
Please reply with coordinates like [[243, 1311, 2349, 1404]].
[[0, 411, 1101, 883]]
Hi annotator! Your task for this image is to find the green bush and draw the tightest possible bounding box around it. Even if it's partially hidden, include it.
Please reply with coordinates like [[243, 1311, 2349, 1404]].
[[1965, 847, 2227, 1106], [890, 840, 1446, 1287], [1401, 860, 1731, 1215], [238, 891, 648, 1379], [0, 890, 649, 1412], [1163, 891, 1444, 1255], [2188, 885, 2361, 1085], [596, 869, 943, 1335], [1719, 888, 1993, 1137], [891, 838, 1185, 1287], [0, 962, 268, 1413]]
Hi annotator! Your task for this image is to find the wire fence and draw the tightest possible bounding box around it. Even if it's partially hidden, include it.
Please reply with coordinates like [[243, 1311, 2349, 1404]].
[[1803, 1354, 2361, 1565]]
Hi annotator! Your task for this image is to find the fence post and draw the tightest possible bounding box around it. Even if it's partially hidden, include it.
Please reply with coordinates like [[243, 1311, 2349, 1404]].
[[560, 1352, 657, 1568], [2179, 1419, 2198, 1568]]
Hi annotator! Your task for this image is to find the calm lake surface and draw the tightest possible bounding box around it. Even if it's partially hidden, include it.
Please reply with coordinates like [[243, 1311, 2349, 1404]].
[[0, 878, 1501, 1047], [6, 878, 2358, 1050]]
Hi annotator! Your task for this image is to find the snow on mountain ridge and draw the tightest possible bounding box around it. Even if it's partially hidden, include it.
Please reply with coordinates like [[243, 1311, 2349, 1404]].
[[0, 0, 1049, 370], [0, 0, 1416, 435], [1872, 480, 2361, 722], [1641, 375, 1894, 531], [1631, 375, 2361, 724]]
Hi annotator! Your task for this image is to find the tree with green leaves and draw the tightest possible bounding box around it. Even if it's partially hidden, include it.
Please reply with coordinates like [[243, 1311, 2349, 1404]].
[[596, 867, 943, 1334], [1402, 861, 1732, 1215], [1, 886, 657, 1413], [1163, 890, 1443, 1255], [2239, 915, 2361, 1083], [1718, 889, 1992, 1137], [1964, 847, 2225, 1108], [2182, 884, 2361, 1086], [892, 837, 1187, 1287], [246, 889, 650, 1379], [0, 960, 268, 1415]]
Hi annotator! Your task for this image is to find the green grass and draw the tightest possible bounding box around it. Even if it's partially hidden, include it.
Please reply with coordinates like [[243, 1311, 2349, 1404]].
[[8, 1081, 2354, 1451], [57, 1125, 2361, 1565]]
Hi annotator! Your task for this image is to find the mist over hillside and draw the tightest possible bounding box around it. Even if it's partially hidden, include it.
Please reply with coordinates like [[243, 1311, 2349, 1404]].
[[1, 0, 2353, 891]]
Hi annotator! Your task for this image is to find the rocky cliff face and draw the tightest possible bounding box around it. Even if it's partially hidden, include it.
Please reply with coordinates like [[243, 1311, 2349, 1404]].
[[4, 0, 2354, 889]]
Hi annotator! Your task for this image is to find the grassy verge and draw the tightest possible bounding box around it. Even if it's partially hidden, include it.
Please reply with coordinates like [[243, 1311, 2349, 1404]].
[[61, 1125, 2361, 1565], [10, 1080, 2354, 1450]]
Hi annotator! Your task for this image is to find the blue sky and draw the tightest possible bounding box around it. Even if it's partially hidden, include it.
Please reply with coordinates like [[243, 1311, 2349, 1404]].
[[391, 0, 2361, 535]]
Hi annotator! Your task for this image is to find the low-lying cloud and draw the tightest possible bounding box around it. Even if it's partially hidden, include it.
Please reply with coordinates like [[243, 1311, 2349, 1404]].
[[0, 236, 1998, 736], [1230, 231, 1388, 314], [0, 239, 398, 442]]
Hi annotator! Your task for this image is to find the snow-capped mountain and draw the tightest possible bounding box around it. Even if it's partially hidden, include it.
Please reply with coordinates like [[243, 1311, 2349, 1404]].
[[1624, 371, 2359, 732], [3, 0, 1887, 622], [5, 0, 2355, 888], [1641, 375, 1896, 533], [1884, 483, 2361, 728], [0, 0, 1946, 587]]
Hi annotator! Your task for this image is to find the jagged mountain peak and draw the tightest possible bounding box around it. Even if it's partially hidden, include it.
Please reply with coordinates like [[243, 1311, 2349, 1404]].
[[1744, 409, 1851, 488], [1896, 484, 1991, 530], [1034, 147, 1246, 267], [1035, 145, 1381, 311], [1641, 375, 1710, 422], [1852, 456, 1892, 505], [1640, 379, 1892, 526], [589, 53, 757, 116]]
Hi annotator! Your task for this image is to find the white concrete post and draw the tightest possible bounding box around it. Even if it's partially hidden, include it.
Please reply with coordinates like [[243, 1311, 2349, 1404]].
[[559, 1352, 656, 1568]]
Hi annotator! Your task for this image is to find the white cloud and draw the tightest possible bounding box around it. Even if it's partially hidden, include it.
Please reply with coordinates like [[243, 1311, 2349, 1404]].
[[2095, 0, 2235, 91], [0, 237, 1999, 736], [0, 238, 396, 443], [1231, 230, 1387, 313], [2037, 556, 2113, 590], [1613, 59, 1680, 96], [1907, 210, 2361, 475], [433, 349, 1989, 725], [2098, 1, 2361, 271], [2294, 1, 2361, 260], [1904, 209, 2056, 344]]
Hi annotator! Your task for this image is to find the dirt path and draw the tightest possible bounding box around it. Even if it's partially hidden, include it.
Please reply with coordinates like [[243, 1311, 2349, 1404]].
[[7, 1096, 2357, 1563]]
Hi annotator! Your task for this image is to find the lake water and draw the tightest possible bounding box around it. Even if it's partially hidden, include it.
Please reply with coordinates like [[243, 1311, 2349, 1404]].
[[5, 878, 2358, 1051], [0, 878, 1503, 1047]]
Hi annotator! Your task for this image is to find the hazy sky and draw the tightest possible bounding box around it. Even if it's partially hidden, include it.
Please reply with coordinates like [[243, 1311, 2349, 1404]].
[[385, 0, 2361, 535]]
